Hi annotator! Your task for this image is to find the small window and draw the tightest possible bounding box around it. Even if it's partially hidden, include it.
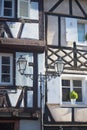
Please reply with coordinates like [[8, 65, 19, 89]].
[[0, 53, 13, 85], [18, 0, 30, 19], [62, 79, 82, 102], [0, 0, 14, 17], [77, 23, 85, 42]]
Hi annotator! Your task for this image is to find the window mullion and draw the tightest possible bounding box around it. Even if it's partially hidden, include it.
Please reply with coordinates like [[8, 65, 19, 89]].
[[70, 79, 73, 91]]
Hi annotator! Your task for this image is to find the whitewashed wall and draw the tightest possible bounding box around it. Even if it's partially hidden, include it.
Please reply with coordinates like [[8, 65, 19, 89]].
[[47, 77, 61, 104], [30, 2, 39, 20], [65, 18, 78, 42], [15, 52, 33, 107], [16, 52, 33, 87], [38, 54, 45, 107]]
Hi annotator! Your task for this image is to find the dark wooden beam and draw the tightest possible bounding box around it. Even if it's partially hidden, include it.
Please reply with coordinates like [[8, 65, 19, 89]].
[[17, 23, 24, 38], [4, 22, 13, 38], [75, 0, 87, 17], [39, 0, 44, 40], [45, 12, 87, 20], [49, 0, 64, 12], [69, 0, 73, 15], [0, 38, 45, 53]]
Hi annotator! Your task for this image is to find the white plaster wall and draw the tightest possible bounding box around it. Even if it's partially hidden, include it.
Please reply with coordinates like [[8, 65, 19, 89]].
[[27, 91, 33, 107], [21, 23, 39, 39], [47, 77, 61, 104], [7, 22, 21, 38], [47, 15, 58, 46], [65, 18, 78, 42], [16, 52, 34, 107], [16, 52, 33, 87], [8, 89, 22, 107], [38, 54, 45, 107], [61, 17, 66, 46], [19, 120, 40, 130], [8, 89, 33, 108], [30, 2, 39, 20], [7, 22, 39, 39], [44, 0, 58, 12]]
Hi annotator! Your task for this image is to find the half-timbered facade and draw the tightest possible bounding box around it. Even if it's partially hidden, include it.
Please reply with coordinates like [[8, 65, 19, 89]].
[[44, 0, 87, 130], [0, 0, 44, 130]]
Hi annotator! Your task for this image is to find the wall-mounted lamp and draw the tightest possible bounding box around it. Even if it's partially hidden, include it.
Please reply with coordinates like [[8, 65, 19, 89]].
[[17, 55, 64, 130], [17, 55, 64, 77], [55, 57, 64, 76], [17, 55, 27, 75]]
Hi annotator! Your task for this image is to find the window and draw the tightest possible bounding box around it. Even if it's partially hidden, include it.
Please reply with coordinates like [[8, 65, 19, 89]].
[[77, 23, 85, 42], [0, 0, 14, 17], [0, 53, 13, 85], [62, 79, 82, 102], [18, 0, 30, 18]]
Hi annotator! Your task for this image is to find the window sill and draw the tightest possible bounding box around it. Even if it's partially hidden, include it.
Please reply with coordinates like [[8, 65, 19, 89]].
[[60, 103, 87, 108], [76, 42, 87, 46]]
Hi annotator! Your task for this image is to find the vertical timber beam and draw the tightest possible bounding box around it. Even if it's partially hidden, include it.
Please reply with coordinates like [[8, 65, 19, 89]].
[[45, 13, 48, 102], [69, 0, 72, 15], [73, 42, 77, 69], [39, 0, 44, 40], [33, 53, 38, 109], [58, 16, 61, 46]]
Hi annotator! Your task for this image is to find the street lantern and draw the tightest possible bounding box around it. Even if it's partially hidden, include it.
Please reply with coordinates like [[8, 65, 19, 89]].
[[17, 55, 64, 130], [55, 57, 64, 76], [17, 55, 64, 77], [17, 55, 27, 75]]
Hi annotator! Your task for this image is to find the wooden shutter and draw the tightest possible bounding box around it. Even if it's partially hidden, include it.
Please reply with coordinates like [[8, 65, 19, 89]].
[[65, 18, 78, 42], [18, 0, 30, 18]]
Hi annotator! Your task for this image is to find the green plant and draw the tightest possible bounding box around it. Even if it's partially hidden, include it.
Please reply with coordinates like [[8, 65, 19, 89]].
[[70, 90, 78, 99], [85, 33, 87, 41]]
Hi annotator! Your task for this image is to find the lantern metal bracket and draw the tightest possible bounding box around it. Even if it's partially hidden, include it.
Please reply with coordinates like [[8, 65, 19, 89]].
[[17, 55, 64, 79]]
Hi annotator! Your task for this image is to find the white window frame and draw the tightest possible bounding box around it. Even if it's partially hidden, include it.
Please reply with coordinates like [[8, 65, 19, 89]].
[[18, 0, 30, 19], [61, 76, 85, 104], [0, 0, 14, 18], [77, 23, 85, 42], [77, 20, 87, 45], [0, 53, 13, 85]]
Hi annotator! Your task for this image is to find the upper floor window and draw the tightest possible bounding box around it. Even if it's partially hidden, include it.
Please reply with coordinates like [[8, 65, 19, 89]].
[[0, 0, 14, 17], [62, 79, 82, 103], [66, 18, 87, 44], [18, 0, 30, 19], [0, 53, 13, 85], [77, 23, 85, 42]]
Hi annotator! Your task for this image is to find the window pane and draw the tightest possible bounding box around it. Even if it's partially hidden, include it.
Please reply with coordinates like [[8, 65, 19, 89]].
[[78, 23, 85, 42], [62, 80, 70, 86], [2, 56, 10, 64], [4, 1, 12, 8], [62, 88, 70, 102], [4, 9, 12, 16], [2, 66, 10, 73], [4, 0, 12, 16], [1, 75, 10, 82], [73, 80, 82, 87], [1, 56, 11, 83], [19, 1, 29, 17], [74, 88, 82, 102]]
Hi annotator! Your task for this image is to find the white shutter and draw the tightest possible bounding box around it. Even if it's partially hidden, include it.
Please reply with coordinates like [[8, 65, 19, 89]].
[[65, 18, 78, 42], [18, 0, 30, 18]]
